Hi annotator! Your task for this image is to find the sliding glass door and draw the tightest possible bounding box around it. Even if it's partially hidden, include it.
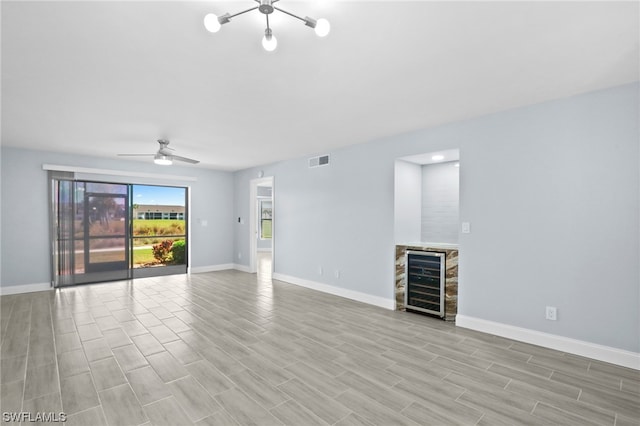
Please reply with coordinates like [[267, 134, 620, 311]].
[[82, 185, 130, 281], [50, 176, 187, 287], [131, 184, 187, 279]]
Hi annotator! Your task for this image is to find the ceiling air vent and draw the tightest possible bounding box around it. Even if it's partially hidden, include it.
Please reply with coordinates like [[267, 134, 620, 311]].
[[309, 154, 330, 168]]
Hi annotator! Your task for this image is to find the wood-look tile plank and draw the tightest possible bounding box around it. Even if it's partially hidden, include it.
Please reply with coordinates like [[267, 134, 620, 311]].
[[89, 357, 127, 391], [102, 327, 133, 349], [0, 354, 27, 384], [24, 362, 59, 401], [82, 338, 112, 362], [531, 402, 603, 426], [456, 387, 539, 425], [146, 351, 189, 383], [163, 339, 201, 365], [162, 317, 191, 334], [111, 309, 136, 323], [144, 396, 194, 426], [76, 323, 103, 342], [58, 348, 90, 379], [132, 333, 166, 356], [194, 410, 240, 426], [1, 380, 25, 420], [60, 372, 100, 415], [64, 406, 108, 426], [126, 366, 172, 406], [270, 399, 328, 426], [121, 319, 150, 337], [215, 387, 282, 426], [336, 370, 412, 412], [238, 354, 293, 386], [278, 378, 351, 424], [185, 360, 235, 396], [228, 369, 289, 410], [333, 413, 375, 426], [22, 391, 63, 424], [112, 344, 149, 372], [401, 400, 482, 426], [147, 324, 180, 344], [334, 389, 418, 426], [94, 315, 120, 331], [99, 384, 148, 426], [168, 376, 221, 423], [26, 336, 56, 368], [199, 345, 245, 377], [55, 331, 82, 354]]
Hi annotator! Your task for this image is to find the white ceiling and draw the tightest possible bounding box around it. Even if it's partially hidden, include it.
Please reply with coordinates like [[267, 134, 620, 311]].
[[2, 1, 638, 170]]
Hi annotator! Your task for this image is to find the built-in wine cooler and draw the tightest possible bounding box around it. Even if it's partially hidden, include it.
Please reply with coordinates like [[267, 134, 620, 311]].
[[404, 250, 446, 317]]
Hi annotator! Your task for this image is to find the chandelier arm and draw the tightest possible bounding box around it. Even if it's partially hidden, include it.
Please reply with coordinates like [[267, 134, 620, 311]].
[[266, 13, 271, 30], [227, 5, 260, 20], [272, 6, 308, 23]]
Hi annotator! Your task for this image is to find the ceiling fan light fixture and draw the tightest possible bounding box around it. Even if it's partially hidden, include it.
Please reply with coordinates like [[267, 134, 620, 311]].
[[154, 154, 173, 166]]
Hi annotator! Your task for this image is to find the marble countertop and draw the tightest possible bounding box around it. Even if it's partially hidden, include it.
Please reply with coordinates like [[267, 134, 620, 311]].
[[397, 242, 459, 249]]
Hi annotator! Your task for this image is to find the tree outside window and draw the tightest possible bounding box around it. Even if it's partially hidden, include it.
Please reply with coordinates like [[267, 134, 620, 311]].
[[260, 200, 272, 239]]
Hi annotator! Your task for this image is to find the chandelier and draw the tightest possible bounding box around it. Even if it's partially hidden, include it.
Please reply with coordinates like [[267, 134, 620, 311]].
[[204, 0, 330, 52]]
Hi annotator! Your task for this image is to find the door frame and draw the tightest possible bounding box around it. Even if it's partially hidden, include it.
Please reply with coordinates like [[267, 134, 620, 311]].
[[249, 176, 274, 274]]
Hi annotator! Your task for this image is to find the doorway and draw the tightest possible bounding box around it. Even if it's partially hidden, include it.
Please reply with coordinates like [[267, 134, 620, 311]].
[[249, 177, 273, 277], [50, 177, 188, 287]]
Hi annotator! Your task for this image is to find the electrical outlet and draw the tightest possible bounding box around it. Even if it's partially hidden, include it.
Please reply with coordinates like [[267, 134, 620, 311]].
[[238, 252, 242, 259], [545, 306, 557, 321], [334, 270, 340, 278], [318, 266, 323, 276]]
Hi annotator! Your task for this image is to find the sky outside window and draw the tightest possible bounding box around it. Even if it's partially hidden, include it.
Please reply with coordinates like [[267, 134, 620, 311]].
[[133, 185, 185, 206]]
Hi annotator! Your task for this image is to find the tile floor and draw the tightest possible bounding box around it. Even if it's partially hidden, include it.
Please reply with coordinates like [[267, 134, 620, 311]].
[[1, 257, 639, 425]]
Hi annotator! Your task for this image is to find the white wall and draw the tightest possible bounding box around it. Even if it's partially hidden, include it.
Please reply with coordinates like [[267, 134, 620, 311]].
[[421, 161, 459, 244], [0, 148, 235, 288], [394, 160, 422, 244], [233, 83, 639, 354]]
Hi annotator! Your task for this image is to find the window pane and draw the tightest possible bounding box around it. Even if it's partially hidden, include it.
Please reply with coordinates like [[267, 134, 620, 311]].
[[131, 185, 187, 269]]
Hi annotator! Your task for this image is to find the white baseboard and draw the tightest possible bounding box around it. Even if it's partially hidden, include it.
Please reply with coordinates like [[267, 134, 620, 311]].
[[188, 264, 253, 274], [233, 264, 252, 273], [0, 282, 52, 296], [456, 314, 640, 370], [190, 264, 235, 274], [272, 273, 395, 310]]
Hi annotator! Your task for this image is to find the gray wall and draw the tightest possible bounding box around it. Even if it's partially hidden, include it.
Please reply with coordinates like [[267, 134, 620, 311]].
[[0, 148, 235, 287], [394, 160, 422, 244], [421, 161, 459, 244], [233, 83, 639, 352]]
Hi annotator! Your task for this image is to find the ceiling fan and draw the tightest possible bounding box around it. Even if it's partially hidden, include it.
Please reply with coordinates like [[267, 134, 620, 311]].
[[117, 139, 199, 165]]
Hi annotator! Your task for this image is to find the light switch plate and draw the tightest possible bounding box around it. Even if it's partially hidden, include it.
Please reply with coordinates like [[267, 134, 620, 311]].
[[462, 222, 471, 234]]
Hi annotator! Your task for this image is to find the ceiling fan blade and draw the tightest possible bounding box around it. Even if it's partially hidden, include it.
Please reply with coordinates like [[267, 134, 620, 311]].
[[117, 154, 155, 157], [171, 155, 200, 164]]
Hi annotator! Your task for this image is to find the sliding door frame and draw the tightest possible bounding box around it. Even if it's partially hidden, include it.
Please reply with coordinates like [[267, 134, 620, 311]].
[[49, 174, 190, 287]]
